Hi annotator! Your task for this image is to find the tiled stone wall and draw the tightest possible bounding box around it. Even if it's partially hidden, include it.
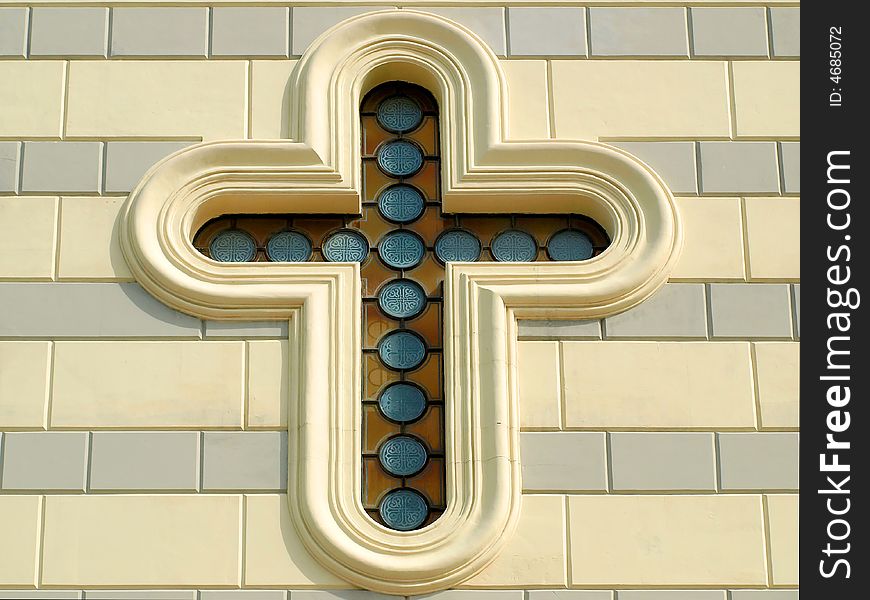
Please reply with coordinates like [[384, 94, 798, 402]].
[[0, 589, 799, 599], [1, 0, 799, 596]]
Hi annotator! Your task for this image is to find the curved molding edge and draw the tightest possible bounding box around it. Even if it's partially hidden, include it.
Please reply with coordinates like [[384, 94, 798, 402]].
[[119, 9, 682, 595]]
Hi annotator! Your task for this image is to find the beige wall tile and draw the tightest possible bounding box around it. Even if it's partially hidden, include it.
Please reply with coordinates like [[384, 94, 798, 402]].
[[733, 61, 800, 137], [754, 343, 799, 429], [251, 60, 298, 139], [58, 197, 133, 280], [766, 494, 798, 585], [244, 494, 347, 586], [0, 495, 41, 586], [247, 340, 289, 428], [568, 495, 767, 586], [0, 341, 51, 429], [671, 197, 746, 280], [463, 494, 566, 587], [66, 61, 247, 140], [41, 495, 241, 586], [502, 60, 550, 140], [745, 197, 800, 280], [518, 341, 561, 429], [563, 342, 756, 428], [0, 197, 58, 280], [252, 59, 547, 141], [0, 62, 64, 137], [551, 61, 730, 140], [50, 341, 244, 428]]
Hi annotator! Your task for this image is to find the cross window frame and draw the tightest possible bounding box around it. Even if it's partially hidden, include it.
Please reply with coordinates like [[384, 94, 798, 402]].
[[119, 9, 682, 595]]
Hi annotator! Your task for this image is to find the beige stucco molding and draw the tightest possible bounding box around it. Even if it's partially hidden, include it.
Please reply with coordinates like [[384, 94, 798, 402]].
[[120, 9, 681, 595]]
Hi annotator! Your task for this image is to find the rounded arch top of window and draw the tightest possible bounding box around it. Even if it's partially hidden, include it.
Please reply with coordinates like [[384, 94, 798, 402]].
[[360, 82, 439, 116]]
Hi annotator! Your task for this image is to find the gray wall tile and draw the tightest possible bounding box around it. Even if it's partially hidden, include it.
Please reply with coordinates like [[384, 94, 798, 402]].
[[111, 8, 208, 57], [411, 592, 524, 600], [709, 284, 793, 339], [21, 142, 102, 194], [780, 142, 800, 194], [517, 319, 601, 340], [199, 590, 289, 600], [730, 592, 799, 600], [105, 141, 193, 193], [202, 431, 286, 491], [605, 283, 707, 339], [0, 592, 82, 599], [0, 283, 202, 338], [520, 432, 607, 491], [590, 8, 688, 57], [89, 432, 199, 491], [295, 591, 397, 600], [30, 7, 108, 57], [690, 8, 768, 57], [610, 433, 716, 492], [619, 593, 725, 600], [419, 8, 506, 56], [291, 7, 394, 56], [84, 593, 195, 600], [0, 142, 19, 193], [507, 7, 586, 57], [770, 8, 800, 57], [718, 433, 799, 490], [0, 7, 27, 57], [699, 142, 780, 194], [792, 284, 800, 338], [528, 593, 612, 600], [204, 321, 289, 338], [212, 7, 289, 57], [201, 592, 287, 600], [1, 432, 88, 491], [610, 142, 697, 194]]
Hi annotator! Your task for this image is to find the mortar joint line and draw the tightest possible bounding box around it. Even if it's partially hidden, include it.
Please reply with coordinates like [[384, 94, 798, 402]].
[[761, 494, 775, 587], [685, 6, 695, 59], [503, 6, 512, 58], [25, 6, 33, 59], [774, 141, 786, 196], [765, 7, 775, 60], [545, 60, 556, 140], [703, 283, 715, 340], [584, 6, 593, 59], [106, 6, 114, 59], [726, 60, 738, 140], [207, 7, 214, 59]]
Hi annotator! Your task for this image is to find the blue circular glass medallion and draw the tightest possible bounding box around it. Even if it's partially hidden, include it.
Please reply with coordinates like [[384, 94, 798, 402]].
[[379, 488, 429, 531], [377, 95, 424, 133], [378, 382, 427, 423], [377, 185, 426, 223], [378, 330, 426, 371], [491, 230, 538, 262], [322, 229, 369, 263], [434, 229, 482, 263], [377, 140, 424, 178], [378, 230, 426, 270], [378, 435, 428, 477], [547, 229, 595, 261], [378, 279, 427, 319], [266, 231, 312, 262], [209, 230, 256, 262]]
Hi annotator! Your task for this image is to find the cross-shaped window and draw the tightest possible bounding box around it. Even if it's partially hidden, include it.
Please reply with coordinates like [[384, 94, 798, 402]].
[[193, 82, 609, 531]]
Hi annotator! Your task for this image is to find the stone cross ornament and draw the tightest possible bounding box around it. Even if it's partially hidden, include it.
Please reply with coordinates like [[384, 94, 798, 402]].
[[120, 9, 681, 596]]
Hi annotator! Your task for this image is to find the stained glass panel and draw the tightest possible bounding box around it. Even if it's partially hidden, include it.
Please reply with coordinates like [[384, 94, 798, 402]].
[[193, 82, 611, 531]]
